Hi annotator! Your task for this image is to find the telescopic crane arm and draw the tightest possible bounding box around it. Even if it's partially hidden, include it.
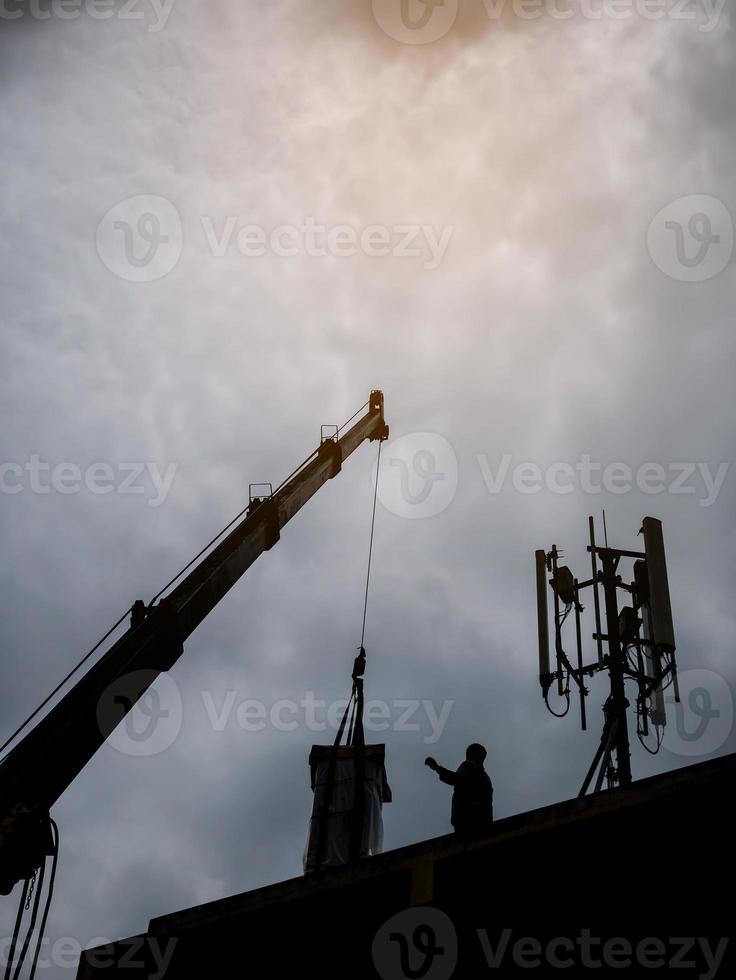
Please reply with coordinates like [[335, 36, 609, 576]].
[[0, 391, 388, 894]]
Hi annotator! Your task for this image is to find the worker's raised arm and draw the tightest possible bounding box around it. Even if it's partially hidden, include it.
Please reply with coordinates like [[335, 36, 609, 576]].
[[425, 757, 459, 785], [437, 766, 459, 786]]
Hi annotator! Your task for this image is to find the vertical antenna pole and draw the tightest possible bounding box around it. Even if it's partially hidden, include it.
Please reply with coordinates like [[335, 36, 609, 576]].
[[574, 579, 587, 731], [536, 550, 551, 693], [589, 516, 604, 666], [551, 545, 564, 697], [635, 639, 649, 738], [600, 551, 632, 788]]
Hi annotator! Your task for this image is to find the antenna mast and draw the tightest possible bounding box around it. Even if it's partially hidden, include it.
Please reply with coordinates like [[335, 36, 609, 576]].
[[535, 516, 680, 795]]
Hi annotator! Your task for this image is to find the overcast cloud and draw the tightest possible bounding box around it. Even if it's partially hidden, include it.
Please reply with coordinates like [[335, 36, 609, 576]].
[[1, 1, 735, 974]]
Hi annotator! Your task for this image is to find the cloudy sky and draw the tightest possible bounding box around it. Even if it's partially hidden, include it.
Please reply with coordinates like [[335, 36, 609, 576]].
[[1, 0, 735, 972]]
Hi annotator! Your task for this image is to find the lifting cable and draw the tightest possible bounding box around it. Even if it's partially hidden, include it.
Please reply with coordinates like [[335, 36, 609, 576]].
[[326, 435, 383, 750], [359, 439, 382, 652], [313, 442, 383, 871], [343, 435, 383, 742], [344, 431, 382, 862]]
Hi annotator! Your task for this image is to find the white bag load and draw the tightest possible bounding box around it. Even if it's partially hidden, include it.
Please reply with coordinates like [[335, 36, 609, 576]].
[[303, 744, 391, 873]]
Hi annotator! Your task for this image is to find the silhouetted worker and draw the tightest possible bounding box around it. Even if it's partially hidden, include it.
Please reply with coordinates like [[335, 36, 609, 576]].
[[425, 744, 493, 837]]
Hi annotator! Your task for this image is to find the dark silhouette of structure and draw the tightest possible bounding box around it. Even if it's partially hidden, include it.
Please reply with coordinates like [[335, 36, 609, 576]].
[[76, 752, 736, 979], [0, 393, 389, 978], [304, 649, 392, 873], [537, 516, 679, 795], [0, 393, 389, 897], [425, 744, 493, 836]]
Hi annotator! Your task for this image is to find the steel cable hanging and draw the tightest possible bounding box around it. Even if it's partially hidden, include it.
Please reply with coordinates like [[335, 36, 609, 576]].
[[359, 439, 382, 651], [312, 439, 383, 871]]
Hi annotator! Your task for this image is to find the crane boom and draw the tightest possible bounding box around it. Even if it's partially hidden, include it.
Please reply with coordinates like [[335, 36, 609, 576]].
[[0, 391, 388, 893]]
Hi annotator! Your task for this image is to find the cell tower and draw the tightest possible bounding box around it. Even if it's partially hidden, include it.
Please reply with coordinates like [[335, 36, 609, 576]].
[[536, 516, 680, 795]]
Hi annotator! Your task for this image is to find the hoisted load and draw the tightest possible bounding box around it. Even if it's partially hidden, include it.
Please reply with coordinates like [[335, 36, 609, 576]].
[[303, 648, 391, 873]]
